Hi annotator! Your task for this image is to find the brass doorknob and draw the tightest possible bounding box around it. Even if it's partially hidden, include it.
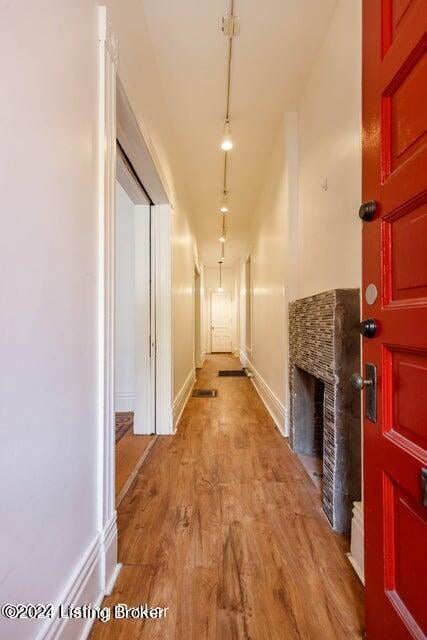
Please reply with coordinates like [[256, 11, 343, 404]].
[[350, 373, 373, 391]]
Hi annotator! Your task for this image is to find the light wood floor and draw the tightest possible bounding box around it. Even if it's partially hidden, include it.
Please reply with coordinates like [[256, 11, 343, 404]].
[[91, 354, 364, 640], [116, 427, 156, 501]]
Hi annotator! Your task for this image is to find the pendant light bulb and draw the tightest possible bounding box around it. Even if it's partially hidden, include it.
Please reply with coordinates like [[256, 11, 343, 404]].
[[220, 119, 233, 151], [220, 191, 229, 213], [219, 235, 226, 243]]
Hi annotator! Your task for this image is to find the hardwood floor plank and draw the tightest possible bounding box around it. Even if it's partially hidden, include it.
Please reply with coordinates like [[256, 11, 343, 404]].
[[116, 430, 156, 499], [90, 354, 364, 640]]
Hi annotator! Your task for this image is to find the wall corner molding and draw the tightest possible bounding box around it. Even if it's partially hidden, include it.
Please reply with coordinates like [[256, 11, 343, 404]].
[[240, 350, 288, 437], [35, 518, 121, 640]]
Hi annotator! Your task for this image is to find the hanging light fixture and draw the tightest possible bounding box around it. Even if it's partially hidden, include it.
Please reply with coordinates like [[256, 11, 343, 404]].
[[218, 261, 224, 292], [219, 217, 226, 243], [220, 119, 233, 151], [220, 191, 229, 213], [216, 0, 238, 266]]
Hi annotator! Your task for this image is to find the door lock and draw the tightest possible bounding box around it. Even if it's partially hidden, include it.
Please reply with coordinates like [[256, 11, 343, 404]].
[[350, 373, 373, 390], [351, 363, 377, 422], [360, 318, 377, 338], [359, 200, 377, 221]]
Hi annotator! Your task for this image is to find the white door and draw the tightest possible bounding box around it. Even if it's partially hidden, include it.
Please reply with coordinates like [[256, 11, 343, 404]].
[[210, 291, 232, 353]]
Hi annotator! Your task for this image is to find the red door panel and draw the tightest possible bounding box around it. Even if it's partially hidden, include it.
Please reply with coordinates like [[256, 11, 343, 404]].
[[362, 1, 427, 638]]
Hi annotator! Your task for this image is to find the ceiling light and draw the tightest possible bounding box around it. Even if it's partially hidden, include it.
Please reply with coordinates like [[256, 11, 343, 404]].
[[220, 119, 233, 151], [219, 235, 226, 243], [220, 191, 229, 213]]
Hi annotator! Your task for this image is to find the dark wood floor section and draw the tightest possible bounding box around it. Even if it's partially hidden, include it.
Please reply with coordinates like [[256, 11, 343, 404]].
[[91, 354, 364, 640]]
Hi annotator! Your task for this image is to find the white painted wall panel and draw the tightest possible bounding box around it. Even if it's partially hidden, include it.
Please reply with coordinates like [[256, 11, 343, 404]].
[[241, 114, 297, 431], [298, 0, 362, 298], [0, 2, 99, 638], [0, 2, 197, 637], [241, 0, 361, 436]]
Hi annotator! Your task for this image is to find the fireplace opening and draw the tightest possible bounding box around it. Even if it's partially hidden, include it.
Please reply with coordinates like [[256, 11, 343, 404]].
[[292, 366, 325, 493]]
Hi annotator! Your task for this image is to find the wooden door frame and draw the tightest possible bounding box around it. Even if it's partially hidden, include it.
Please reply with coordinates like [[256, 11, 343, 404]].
[[97, 4, 173, 597]]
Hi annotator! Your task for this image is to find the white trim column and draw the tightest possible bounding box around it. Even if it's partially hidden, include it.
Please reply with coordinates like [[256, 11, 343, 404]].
[[154, 204, 173, 435], [97, 6, 121, 592], [134, 204, 153, 434]]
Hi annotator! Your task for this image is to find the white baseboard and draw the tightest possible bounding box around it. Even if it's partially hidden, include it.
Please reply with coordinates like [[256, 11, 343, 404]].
[[173, 368, 196, 432], [101, 513, 120, 595], [105, 562, 122, 597], [114, 391, 136, 412], [240, 350, 288, 436], [347, 501, 364, 584], [36, 517, 121, 640], [195, 351, 206, 369]]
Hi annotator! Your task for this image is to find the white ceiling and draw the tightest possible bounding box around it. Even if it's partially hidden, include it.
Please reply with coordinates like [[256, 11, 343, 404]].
[[141, 0, 337, 265]]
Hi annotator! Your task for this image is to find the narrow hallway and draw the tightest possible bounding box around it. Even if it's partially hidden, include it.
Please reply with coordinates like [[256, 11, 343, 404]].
[[91, 354, 364, 640]]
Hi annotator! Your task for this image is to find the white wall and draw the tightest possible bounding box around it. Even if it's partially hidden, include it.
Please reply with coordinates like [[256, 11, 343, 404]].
[[239, 114, 298, 434], [298, 0, 361, 298], [203, 265, 237, 354], [0, 2, 198, 638], [115, 181, 136, 412], [240, 0, 361, 435], [104, 0, 198, 407], [171, 207, 196, 400], [0, 2, 100, 639]]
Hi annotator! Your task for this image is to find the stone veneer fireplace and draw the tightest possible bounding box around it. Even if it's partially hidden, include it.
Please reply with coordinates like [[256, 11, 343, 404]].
[[289, 289, 361, 533]]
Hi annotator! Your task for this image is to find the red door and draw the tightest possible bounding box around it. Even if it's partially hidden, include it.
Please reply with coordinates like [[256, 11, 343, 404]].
[[362, 1, 427, 638]]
